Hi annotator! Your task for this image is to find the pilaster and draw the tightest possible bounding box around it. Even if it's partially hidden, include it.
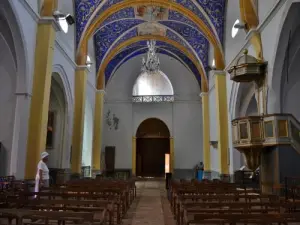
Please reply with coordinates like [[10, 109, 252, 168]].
[[214, 71, 230, 178], [71, 66, 88, 174], [91, 89, 105, 176], [200, 92, 211, 179], [24, 18, 58, 179]]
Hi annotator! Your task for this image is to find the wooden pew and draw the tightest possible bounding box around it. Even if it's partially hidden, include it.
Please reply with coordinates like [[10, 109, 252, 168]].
[[184, 212, 300, 225], [15, 191, 120, 224], [0, 208, 98, 225], [1, 178, 135, 225]]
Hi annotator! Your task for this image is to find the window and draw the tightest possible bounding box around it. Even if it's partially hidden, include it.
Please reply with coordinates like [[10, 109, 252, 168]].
[[231, 19, 240, 38], [132, 70, 174, 103]]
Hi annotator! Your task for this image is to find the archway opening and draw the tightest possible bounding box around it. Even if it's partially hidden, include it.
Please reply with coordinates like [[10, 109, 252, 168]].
[[0, 10, 18, 176], [47, 74, 67, 170], [136, 118, 170, 177]]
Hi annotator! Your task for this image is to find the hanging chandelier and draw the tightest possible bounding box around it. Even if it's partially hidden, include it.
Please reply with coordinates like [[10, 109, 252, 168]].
[[141, 40, 160, 73]]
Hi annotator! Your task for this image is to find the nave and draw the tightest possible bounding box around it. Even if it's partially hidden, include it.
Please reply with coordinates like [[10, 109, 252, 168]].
[[2, 177, 300, 224]]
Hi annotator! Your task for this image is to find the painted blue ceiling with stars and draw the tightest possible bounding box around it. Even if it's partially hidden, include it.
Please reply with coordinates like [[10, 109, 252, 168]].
[[75, 0, 226, 86]]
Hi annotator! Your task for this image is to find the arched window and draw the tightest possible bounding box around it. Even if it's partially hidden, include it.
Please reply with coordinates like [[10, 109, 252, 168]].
[[132, 70, 174, 103]]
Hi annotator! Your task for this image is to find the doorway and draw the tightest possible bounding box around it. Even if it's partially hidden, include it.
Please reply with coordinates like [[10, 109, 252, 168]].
[[136, 118, 170, 177]]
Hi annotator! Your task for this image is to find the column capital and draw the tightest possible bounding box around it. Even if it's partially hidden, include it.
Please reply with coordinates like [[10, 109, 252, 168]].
[[96, 89, 106, 95], [213, 70, 226, 76], [170, 136, 174, 139], [76, 65, 89, 72], [199, 92, 208, 97], [38, 17, 61, 32]]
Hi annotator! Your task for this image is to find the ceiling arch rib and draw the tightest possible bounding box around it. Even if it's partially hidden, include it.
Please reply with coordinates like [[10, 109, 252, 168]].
[[97, 35, 207, 91], [76, 0, 222, 45], [94, 27, 206, 90], [94, 20, 207, 73], [76, 0, 225, 69], [105, 44, 201, 87], [108, 47, 196, 82]]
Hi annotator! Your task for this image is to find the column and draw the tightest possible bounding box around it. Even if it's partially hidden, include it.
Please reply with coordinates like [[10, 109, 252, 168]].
[[254, 79, 266, 115], [214, 71, 230, 180], [24, 18, 59, 179], [71, 66, 88, 175], [91, 90, 105, 176], [170, 137, 174, 174], [200, 92, 211, 179], [132, 136, 136, 176]]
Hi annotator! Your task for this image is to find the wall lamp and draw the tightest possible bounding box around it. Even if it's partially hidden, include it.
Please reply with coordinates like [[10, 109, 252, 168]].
[[234, 22, 248, 30], [53, 10, 75, 25]]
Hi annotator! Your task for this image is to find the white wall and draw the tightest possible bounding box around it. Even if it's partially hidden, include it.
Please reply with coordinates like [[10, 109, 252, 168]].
[[104, 54, 203, 170], [0, 0, 97, 177], [0, 34, 17, 176], [82, 100, 93, 167]]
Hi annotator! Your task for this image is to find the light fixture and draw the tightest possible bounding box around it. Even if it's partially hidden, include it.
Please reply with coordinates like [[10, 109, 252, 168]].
[[65, 14, 75, 25], [234, 22, 247, 29], [58, 17, 68, 33], [86, 55, 93, 68], [141, 40, 160, 74], [53, 10, 75, 33], [206, 61, 216, 71], [231, 19, 245, 38], [212, 59, 215, 68]]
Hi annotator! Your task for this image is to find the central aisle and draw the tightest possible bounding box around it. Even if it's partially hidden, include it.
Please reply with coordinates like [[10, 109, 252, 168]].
[[123, 180, 175, 225]]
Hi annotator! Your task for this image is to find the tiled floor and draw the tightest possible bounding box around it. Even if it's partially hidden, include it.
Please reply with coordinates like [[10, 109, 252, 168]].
[[123, 180, 175, 225]]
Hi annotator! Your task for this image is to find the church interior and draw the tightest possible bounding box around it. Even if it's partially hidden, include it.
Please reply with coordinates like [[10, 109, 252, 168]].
[[2, 0, 300, 224]]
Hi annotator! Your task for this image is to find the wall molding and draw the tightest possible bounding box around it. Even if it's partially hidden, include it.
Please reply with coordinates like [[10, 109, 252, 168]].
[[18, 0, 39, 22], [105, 99, 201, 104]]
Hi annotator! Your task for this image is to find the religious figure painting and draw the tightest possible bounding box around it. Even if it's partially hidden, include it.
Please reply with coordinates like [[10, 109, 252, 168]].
[[46, 111, 55, 149], [135, 5, 168, 36], [106, 110, 120, 131], [135, 5, 168, 21]]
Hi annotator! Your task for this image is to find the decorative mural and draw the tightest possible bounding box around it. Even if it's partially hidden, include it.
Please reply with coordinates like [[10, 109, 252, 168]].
[[75, 0, 226, 87], [135, 5, 168, 20], [106, 110, 120, 131], [137, 23, 166, 36]]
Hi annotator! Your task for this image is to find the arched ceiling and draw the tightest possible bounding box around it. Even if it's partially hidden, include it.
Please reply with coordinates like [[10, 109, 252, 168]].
[[75, 0, 226, 89]]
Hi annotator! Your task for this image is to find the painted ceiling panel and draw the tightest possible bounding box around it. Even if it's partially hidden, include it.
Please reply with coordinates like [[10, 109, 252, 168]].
[[105, 41, 202, 84], [195, 0, 226, 43], [75, 1, 226, 46], [75, 0, 102, 46], [99, 7, 136, 27], [160, 21, 209, 67], [74, 0, 226, 89], [93, 20, 144, 71], [114, 28, 138, 48], [174, 0, 213, 31], [105, 46, 201, 87], [95, 23, 197, 73]]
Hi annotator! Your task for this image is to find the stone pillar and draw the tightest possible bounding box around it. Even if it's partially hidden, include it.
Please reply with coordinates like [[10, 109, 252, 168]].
[[71, 66, 88, 175], [91, 90, 105, 176], [170, 137, 175, 174], [214, 71, 230, 181], [200, 92, 211, 179], [24, 18, 59, 179], [132, 136, 136, 176]]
